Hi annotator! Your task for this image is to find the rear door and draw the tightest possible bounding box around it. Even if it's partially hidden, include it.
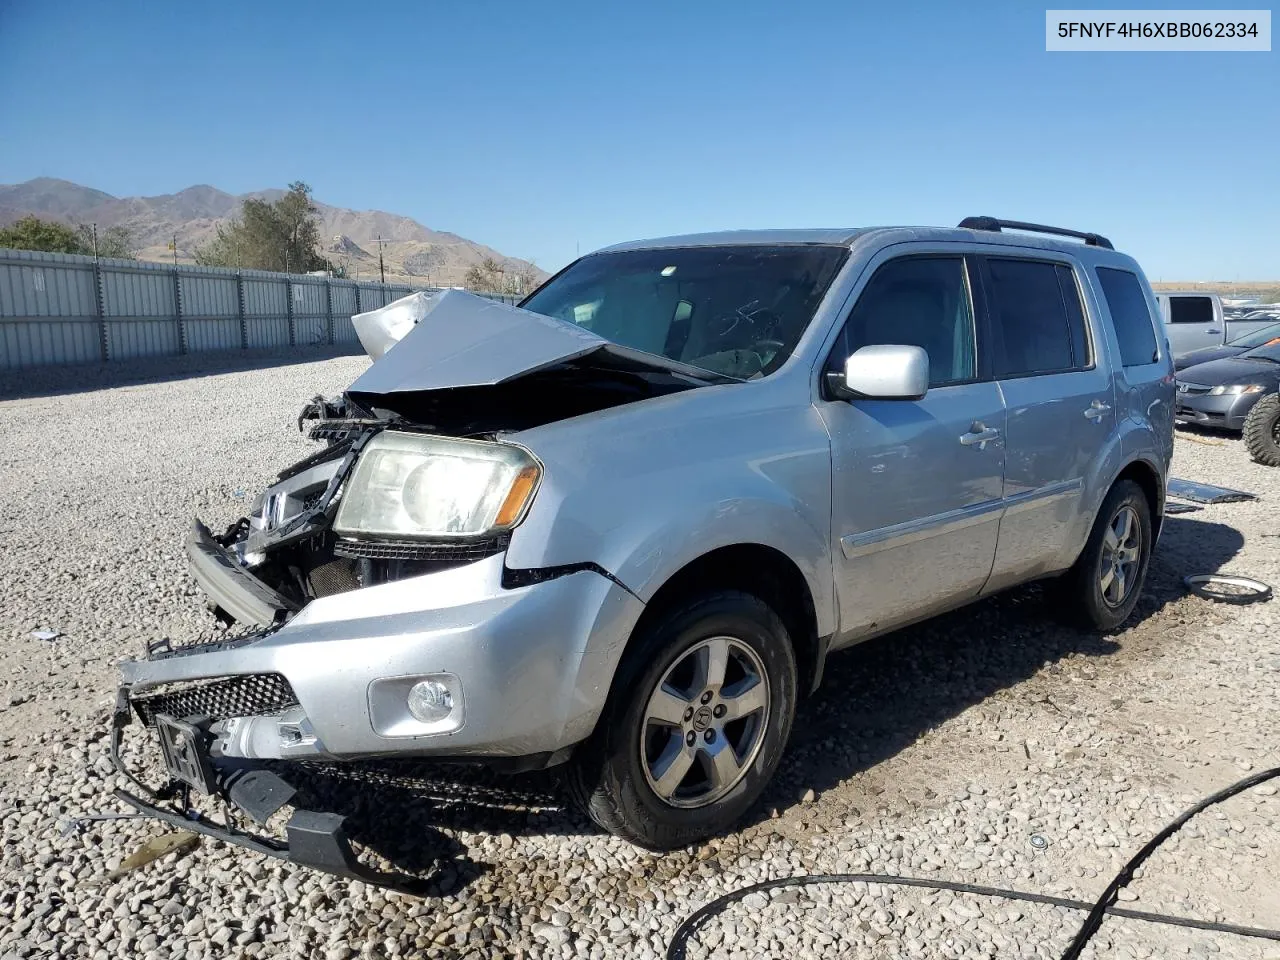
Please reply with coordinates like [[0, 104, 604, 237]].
[[1164, 295, 1223, 358], [976, 255, 1116, 592], [819, 251, 1005, 645]]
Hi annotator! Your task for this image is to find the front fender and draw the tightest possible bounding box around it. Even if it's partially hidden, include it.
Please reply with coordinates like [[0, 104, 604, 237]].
[[506, 384, 836, 637]]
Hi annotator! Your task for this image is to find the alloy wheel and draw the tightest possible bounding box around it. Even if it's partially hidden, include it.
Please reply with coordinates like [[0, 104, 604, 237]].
[[639, 636, 770, 809], [1099, 504, 1142, 608]]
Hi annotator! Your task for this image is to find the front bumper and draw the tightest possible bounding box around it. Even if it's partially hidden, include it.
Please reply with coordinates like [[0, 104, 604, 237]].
[[120, 551, 644, 761], [1174, 390, 1263, 431]]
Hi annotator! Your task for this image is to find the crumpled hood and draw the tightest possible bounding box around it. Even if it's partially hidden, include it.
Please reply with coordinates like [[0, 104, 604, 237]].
[[346, 288, 733, 399]]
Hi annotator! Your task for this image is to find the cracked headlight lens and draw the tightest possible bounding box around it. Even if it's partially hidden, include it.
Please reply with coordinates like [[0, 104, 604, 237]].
[[334, 432, 540, 539]]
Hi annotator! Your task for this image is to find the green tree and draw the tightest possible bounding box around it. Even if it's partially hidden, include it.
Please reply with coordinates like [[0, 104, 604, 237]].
[[0, 215, 87, 254], [0, 216, 137, 259], [196, 181, 332, 273]]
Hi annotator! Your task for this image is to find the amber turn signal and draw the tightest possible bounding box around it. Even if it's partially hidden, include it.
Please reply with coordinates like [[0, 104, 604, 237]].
[[495, 465, 541, 527]]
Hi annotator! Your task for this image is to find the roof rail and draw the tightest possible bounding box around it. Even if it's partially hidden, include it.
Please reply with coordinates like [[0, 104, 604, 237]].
[[957, 216, 1114, 250]]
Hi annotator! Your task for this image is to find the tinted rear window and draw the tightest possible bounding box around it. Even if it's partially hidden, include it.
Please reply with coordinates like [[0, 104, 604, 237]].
[[985, 258, 1083, 377], [1096, 267, 1159, 367], [1169, 296, 1214, 324]]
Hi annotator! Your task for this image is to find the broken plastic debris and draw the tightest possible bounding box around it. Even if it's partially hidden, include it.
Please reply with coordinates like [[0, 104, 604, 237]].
[[30, 629, 60, 642], [1166, 478, 1258, 504], [95, 831, 201, 884]]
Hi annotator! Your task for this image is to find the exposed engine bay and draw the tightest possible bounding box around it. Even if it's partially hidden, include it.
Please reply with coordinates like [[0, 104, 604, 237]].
[[197, 290, 719, 627]]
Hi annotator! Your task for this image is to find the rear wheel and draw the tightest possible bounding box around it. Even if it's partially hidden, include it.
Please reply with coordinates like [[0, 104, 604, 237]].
[[1058, 479, 1152, 631], [567, 590, 796, 850], [1242, 394, 1280, 466]]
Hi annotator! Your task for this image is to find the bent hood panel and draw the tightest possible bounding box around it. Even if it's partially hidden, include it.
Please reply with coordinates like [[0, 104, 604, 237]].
[[352, 290, 433, 360], [348, 289, 607, 395], [346, 289, 736, 401]]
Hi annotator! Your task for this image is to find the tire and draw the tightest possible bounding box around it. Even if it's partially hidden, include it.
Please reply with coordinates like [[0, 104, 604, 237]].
[[1057, 479, 1153, 631], [1243, 394, 1280, 467], [566, 590, 797, 850]]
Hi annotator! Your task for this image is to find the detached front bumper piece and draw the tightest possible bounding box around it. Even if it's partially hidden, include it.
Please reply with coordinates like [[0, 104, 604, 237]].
[[110, 690, 415, 887], [111, 788, 406, 886], [186, 521, 298, 627]]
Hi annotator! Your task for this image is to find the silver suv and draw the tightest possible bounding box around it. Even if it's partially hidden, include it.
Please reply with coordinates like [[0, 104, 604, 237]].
[[114, 218, 1173, 868]]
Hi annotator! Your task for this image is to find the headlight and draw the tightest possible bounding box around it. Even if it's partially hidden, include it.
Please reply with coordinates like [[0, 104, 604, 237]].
[[334, 432, 540, 539], [1208, 384, 1266, 396]]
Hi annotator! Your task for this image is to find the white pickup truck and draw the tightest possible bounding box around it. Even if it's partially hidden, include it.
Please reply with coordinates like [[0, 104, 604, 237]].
[[1157, 291, 1278, 359]]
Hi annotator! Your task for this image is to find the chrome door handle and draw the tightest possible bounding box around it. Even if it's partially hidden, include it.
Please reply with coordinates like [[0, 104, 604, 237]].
[[959, 424, 1000, 449], [1084, 400, 1112, 421]]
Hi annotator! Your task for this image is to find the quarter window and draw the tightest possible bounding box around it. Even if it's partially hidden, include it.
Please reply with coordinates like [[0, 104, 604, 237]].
[[828, 257, 976, 388], [1096, 267, 1160, 366], [984, 258, 1088, 377]]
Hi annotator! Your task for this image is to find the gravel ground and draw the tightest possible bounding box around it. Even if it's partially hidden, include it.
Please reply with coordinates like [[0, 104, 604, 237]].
[[1, 352, 1278, 960]]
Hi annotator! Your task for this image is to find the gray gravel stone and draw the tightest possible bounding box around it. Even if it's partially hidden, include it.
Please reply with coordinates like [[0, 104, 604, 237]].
[[0, 358, 1278, 959]]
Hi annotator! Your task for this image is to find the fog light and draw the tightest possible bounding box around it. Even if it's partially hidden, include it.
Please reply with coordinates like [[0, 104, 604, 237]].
[[407, 679, 454, 723]]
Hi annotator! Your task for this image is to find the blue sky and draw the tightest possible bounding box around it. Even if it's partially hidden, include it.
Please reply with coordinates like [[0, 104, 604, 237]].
[[0, 1, 1275, 278]]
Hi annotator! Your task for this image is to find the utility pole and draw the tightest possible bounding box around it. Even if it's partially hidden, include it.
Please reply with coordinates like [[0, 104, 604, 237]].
[[91, 223, 99, 260], [371, 235, 390, 284], [172, 231, 179, 266]]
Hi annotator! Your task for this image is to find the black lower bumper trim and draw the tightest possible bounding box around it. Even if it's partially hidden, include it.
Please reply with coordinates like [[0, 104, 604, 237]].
[[112, 787, 416, 889]]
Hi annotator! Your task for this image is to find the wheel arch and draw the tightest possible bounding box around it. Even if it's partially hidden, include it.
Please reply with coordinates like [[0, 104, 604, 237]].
[[626, 543, 827, 698], [1114, 457, 1165, 540]]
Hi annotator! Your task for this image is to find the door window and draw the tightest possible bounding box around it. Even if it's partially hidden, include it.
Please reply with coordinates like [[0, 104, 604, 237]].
[[984, 258, 1089, 377], [828, 256, 976, 387], [1169, 297, 1214, 324]]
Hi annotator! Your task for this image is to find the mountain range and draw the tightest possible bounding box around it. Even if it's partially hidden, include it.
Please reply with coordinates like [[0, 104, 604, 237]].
[[0, 177, 544, 286]]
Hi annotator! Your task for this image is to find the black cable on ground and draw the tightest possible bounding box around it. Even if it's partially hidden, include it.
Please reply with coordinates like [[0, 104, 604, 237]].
[[666, 766, 1280, 960]]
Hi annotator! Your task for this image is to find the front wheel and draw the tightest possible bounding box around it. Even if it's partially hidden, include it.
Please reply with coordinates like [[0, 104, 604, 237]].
[[1243, 394, 1280, 466], [1057, 479, 1153, 631], [567, 590, 797, 850]]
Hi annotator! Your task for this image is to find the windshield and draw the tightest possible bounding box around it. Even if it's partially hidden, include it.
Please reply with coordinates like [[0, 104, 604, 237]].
[[1242, 341, 1280, 362], [1228, 322, 1280, 347], [521, 245, 849, 379]]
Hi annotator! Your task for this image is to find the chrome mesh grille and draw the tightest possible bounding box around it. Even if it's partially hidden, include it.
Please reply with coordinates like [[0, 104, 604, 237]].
[[132, 673, 298, 727]]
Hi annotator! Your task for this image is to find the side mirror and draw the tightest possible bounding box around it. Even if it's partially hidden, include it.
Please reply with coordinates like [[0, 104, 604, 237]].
[[826, 344, 929, 401]]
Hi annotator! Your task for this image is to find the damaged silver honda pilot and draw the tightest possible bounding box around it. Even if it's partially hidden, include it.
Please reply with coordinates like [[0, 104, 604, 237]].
[[113, 218, 1173, 873]]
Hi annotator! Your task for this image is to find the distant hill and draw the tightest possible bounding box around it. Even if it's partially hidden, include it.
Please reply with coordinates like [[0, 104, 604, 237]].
[[0, 177, 545, 287]]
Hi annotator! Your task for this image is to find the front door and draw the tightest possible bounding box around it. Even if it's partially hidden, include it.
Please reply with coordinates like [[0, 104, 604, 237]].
[[818, 254, 1005, 646]]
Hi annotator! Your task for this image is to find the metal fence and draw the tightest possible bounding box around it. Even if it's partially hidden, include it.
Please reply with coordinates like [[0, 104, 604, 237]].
[[0, 247, 520, 372]]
